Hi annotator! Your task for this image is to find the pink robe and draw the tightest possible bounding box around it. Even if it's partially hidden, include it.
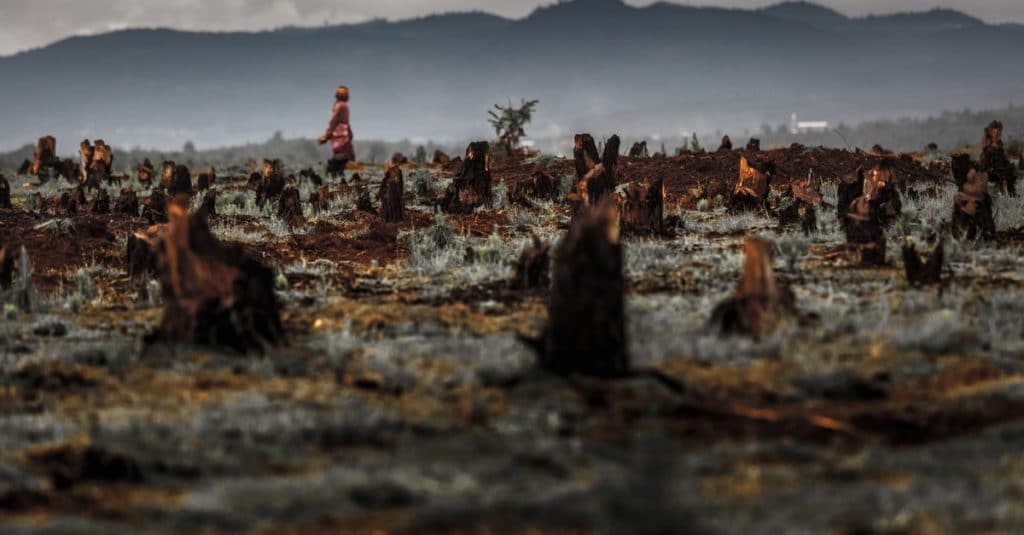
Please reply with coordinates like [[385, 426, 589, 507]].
[[325, 100, 355, 160]]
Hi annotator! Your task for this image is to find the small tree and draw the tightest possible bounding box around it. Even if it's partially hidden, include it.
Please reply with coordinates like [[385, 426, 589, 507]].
[[488, 98, 539, 159]]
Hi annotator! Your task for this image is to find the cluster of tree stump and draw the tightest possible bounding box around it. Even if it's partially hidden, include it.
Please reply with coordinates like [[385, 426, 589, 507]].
[[441, 142, 492, 214], [570, 134, 620, 215]]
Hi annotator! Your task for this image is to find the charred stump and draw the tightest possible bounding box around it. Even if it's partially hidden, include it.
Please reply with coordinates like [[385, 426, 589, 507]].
[[127, 230, 157, 281], [952, 169, 995, 240], [326, 158, 347, 179], [717, 135, 733, 152], [200, 190, 217, 217], [746, 138, 761, 152], [146, 206, 285, 353], [863, 159, 902, 227], [167, 164, 193, 199], [509, 236, 550, 291], [0, 174, 11, 209], [195, 168, 215, 191], [255, 170, 285, 208], [0, 245, 13, 290], [298, 168, 323, 187], [379, 165, 405, 223], [903, 240, 944, 287], [90, 189, 110, 215], [844, 196, 887, 266], [160, 161, 176, 188], [572, 134, 620, 213], [115, 189, 139, 216], [143, 188, 168, 224], [433, 150, 451, 165], [510, 171, 557, 206], [30, 136, 60, 179], [621, 179, 665, 236], [355, 187, 374, 213], [137, 159, 155, 184], [729, 155, 773, 212], [391, 153, 409, 165], [711, 237, 797, 336], [308, 186, 333, 215], [86, 141, 113, 190], [627, 141, 648, 159], [441, 141, 492, 214], [539, 201, 628, 378], [837, 167, 864, 229], [277, 187, 305, 228]]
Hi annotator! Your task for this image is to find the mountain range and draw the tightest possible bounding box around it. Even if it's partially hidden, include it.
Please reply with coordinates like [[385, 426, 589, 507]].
[[1, 0, 1021, 152]]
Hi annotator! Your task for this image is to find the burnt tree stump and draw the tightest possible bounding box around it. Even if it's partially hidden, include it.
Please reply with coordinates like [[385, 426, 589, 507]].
[[195, 168, 215, 191], [980, 120, 1016, 195], [903, 240, 944, 287], [277, 187, 305, 228], [863, 159, 902, 227], [167, 164, 193, 199], [952, 169, 995, 240], [255, 164, 286, 208], [391, 153, 409, 165], [510, 236, 551, 291], [379, 165, 405, 223], [200, 190, 217, 217], [143, 188, 168, 224], [433, 150, 451, 165], [137, 159, 155, 184], [0, 174, 11, 209], [711, 237, 797, 336], [540, 201, 628, 378], [441, 141, 492, 214], [571, 134, 620, 213], [746, 138, 761, 152], [30, 136, 59, 179], [147, 206, 285, 353], [90, 189, 111, 215], [621, 179, 665, 236], [510, 171, 557, 206], [356, 187, 374, 213], [729, 155, 773, 212], [837, 167, 864, 230], [0, 245, 13, 290], [308, 186, 333, 214], [717, 135, 733, 152], [627, 141, 648, 159], [115, 189, 139, 216], [844, 196, 887, 266]]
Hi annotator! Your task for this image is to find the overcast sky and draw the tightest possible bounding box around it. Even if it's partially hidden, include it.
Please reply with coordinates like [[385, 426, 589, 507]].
[[2, 0, 1023, 56]]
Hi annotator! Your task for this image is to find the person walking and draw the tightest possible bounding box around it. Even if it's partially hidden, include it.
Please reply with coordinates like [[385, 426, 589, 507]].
[[319, 85, 355, 177]]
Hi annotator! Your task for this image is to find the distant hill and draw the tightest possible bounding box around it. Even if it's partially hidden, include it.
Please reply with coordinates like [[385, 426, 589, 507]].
[[1, 0, 1023, 152]]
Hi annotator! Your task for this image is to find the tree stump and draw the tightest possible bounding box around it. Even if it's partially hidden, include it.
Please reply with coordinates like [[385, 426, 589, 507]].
[[277, 187, 305, 228], [621, 179, 665, 236], [951, 154, 973, 188], [146, 205, 285, 353], [540, 201, 628, 378], [356, 187, 373, 213], [717, 135, 733, 152], [627, 141, 648, 159], [837, 167, 864, 230], [711, 237, 797, 336], [952, 169, 995, 240], [86, 140, 113, 189], [379, 165, 405, 223], [391, 152, 408, 165], [137, 159, 155, 184], [0, 245, 13, 290], [572, 134, 620, 213], [200, 190, 217, 217], [746, 138, 761, 152], [195, 167, 215, 191], [30, 136, 59, 179], [510, 171, 556, 206], [441, 141, 492, 214], [903, 240, 944, 287], [844, 196, 887, 266], [433, 150, 450, 165], [255, 165, 286, 208], [127, 230, 157, 281], [167, 164, 192, 199], [863, 159, 902, 227], [729, 155, 773, 211], [326, 158, 347, 179], [308, 186, 333, 215], [298, 168, 323, 187], [143, 188, 168, 224], [510, 236, 551, 291], [160, 161, 176, 187], [115, 188, 139, 216], [90, 189, 111, 215], [0, 174, 11, 209]]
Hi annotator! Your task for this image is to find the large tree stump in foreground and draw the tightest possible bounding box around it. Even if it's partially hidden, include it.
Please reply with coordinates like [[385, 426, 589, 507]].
[[952, 169, 995, 240], [0, 174, 10, 209], [711, 237, 797, 336], [621, 179, 665, 236], [540, 201, 628, 378], [379, 165, 405, 222], [903, 240, 944, 287], [729, 155, 773, 212], [571, 134, 620, 213], [147, 206, 284, 353], [441, 141, 492, 214], [509, 236, 550, 291]]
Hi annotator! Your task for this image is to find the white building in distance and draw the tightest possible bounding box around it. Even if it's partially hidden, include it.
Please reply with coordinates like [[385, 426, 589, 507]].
[[790, 113, 829, 134]]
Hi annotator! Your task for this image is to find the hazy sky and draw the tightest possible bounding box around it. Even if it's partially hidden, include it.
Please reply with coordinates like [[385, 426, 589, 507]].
[[2, 0, 1023, 56]]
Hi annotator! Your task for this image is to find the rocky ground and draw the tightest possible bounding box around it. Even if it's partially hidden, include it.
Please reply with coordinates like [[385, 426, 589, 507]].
[[2, 147, 1024, 534]]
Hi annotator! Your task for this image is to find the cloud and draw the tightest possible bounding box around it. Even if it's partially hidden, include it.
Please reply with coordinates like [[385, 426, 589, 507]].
[[1, 0, 1023, 56]]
